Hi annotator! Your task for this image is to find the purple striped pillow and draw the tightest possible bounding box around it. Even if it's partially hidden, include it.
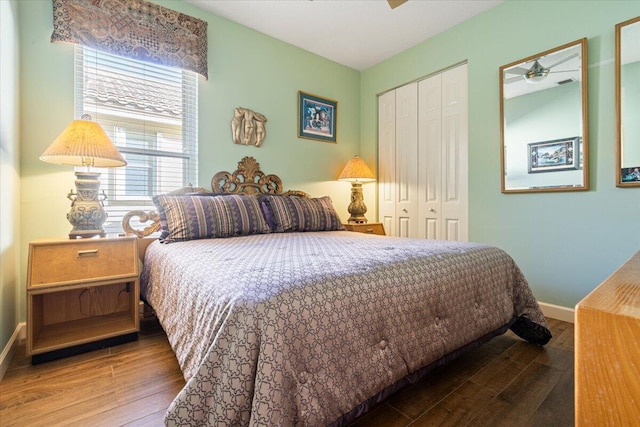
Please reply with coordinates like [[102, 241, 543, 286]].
[[260, 195, 345, 233], [153, 194, 271, 243]]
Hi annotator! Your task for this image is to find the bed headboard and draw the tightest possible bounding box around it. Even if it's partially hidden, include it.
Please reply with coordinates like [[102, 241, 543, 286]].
[[122, 156, 308, 239]]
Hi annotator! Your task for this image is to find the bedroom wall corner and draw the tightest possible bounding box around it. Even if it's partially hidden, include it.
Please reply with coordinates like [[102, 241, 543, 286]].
[[0, 0, 22, 370], [538, 302, 575, 324], [360, 0, 640, 309], [16, 0, 362, 327]]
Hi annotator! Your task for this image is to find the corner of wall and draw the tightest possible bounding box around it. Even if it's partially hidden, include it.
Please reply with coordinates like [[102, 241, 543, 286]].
[[0, 0, 23, 357], [0, 322, 26, 381], [538, 302, 575, 323]]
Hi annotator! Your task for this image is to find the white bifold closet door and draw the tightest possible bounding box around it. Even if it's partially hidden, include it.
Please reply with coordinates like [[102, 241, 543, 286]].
[[378, 63, 468, 240]]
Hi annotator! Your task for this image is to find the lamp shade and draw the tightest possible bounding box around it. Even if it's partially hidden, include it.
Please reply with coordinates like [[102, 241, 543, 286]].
[[338, 155, 375, 182], [40, 119, 127, 168]]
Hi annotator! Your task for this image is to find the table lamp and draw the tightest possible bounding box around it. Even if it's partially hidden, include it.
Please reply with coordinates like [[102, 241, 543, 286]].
[[338, 155, 376, 223], [40, 115, 127, 239]]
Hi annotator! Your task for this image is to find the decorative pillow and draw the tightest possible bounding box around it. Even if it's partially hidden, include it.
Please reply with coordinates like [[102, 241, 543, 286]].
[[260, 195, 346, 233], [153, 194, 271, 243]]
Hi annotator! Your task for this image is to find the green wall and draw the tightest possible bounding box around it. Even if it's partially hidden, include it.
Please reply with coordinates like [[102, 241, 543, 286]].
[[361, 0, 640, 308], [15, 0, 360, 330], [5, 0, 640, 356]]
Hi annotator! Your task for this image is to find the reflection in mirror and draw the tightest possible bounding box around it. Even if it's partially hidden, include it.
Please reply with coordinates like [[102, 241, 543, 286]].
[[500, 38, 588, 193], [616, 16, 640, 187]]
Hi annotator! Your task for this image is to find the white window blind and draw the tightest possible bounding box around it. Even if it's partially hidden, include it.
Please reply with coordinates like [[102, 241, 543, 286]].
[[74, 46, 198, 234]]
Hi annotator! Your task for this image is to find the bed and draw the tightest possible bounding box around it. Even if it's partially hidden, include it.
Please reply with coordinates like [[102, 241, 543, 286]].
[[124, 156, 551, 426]]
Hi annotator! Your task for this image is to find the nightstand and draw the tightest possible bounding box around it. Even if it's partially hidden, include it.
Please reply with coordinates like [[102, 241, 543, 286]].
[[343, 222, 386, 236], [27, 236, 140, 363]]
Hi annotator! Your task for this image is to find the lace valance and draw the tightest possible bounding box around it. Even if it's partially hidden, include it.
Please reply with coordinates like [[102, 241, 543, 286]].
[[51, 0, 208, 79]]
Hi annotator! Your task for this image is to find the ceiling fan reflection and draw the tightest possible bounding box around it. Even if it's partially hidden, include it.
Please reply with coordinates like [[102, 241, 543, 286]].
[[387, 0, 408, 9], [505, 53, 579, 84]]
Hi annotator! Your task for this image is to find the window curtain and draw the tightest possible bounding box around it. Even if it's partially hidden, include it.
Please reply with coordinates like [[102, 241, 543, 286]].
[[51, 0, 208, 79]]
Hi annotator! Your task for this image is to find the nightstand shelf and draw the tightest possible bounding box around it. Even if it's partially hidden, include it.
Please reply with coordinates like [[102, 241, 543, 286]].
[[27, 237, 140, 362], [343, 222, 386, 236], [30, 308, 136, 354]]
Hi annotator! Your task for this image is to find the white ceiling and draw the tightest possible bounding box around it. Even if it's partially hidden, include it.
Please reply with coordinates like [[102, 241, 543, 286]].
[[184, 0, 504, 71]]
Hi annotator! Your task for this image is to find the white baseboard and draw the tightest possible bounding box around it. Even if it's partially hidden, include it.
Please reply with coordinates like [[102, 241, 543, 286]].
[[0, 322, 26, 381], [538, 302, 574, 323]]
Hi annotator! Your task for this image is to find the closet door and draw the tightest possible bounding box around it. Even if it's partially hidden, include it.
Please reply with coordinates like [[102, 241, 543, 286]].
[[418, 73, 443, 239], [378, 65, 467, 240], [441, 64, 468, 241], [417, 64, 468, 241], [378, 90, 396, 235], [394, 82, 418, 238]]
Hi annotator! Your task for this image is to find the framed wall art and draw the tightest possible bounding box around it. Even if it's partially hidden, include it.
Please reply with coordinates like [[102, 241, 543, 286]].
[[621, 166, 640, 182], [298, 91, 337, 143], [528, 136, 581, 173]]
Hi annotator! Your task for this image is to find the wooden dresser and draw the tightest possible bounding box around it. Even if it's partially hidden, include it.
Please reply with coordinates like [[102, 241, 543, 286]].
[[575, 250, 640, 425]]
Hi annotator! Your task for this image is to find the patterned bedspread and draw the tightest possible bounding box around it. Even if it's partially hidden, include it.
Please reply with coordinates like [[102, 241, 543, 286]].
[[141, 231, 550, 426]]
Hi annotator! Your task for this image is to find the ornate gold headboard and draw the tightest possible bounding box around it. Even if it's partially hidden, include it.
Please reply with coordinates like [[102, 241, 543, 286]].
[[211, 156, 283, 195], [122, 156, 307, 238]]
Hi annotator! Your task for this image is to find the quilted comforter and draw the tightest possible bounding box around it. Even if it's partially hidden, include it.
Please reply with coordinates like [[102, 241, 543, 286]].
[[141, 231, 550, 426]]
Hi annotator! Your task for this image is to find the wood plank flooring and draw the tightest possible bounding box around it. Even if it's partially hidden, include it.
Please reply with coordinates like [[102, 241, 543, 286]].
[[0, 317, 573, 426]]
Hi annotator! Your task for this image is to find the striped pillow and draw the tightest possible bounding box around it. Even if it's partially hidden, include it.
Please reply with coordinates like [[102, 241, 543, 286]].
[[260, 195, 345, 233], [153, 194, 271, 243]]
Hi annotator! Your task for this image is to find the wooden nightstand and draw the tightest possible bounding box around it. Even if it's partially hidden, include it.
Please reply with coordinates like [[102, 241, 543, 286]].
[[27, 236, 140, 363], [343, 222, 386, 236]]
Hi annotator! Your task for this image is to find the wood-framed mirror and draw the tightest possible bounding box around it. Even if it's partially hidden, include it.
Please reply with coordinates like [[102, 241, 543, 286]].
[[500, 38, 589, 193], [616, 16, 640, 187]]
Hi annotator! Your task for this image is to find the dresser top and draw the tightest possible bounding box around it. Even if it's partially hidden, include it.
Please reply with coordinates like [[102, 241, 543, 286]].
[[576, 250, 640, 318]]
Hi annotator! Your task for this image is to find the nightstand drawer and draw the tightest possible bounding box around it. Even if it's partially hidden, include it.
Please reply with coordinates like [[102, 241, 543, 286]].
[[28, 238, 138, 288], [343, 223, 386, 236]]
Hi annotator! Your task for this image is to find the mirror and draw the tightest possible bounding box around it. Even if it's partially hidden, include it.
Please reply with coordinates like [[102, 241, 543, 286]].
[[616, 16, 640, 187], [500, 38, 588, 193]]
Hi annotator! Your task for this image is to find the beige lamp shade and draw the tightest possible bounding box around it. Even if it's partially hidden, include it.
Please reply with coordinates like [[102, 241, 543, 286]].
[[338, 155, 375, 182], [40, 118, 127, 168], [40, 117, 126, 238]]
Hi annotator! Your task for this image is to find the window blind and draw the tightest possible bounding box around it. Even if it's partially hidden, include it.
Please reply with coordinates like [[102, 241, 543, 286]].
[[74, 46, 198, 234]]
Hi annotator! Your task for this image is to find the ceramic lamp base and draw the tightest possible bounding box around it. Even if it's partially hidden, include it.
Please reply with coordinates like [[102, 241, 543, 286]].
[[67, 171, 107, 239], [347, 182, 368, 224]]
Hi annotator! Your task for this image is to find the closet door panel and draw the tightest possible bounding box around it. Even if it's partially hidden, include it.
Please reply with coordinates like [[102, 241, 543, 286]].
[[425, 217, 438, 240], [378, 90, 396, 235], [418, 74, 443, 239], [441, 64, 468, 241], [398, 217, 412, 238], [395, 82, 418, 237]]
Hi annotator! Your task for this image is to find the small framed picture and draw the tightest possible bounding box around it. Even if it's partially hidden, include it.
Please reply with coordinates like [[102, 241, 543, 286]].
[[621, 166, 640, 182], [528, 137, 581, 173], [298, 91, 337, 143]]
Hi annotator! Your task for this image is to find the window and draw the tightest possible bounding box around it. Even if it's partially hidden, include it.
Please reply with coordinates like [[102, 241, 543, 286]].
[[74, 46, 198, 234]]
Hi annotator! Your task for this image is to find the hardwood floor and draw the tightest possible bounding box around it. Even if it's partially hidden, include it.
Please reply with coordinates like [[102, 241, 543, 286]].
[[0, 317, 573, 426]]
